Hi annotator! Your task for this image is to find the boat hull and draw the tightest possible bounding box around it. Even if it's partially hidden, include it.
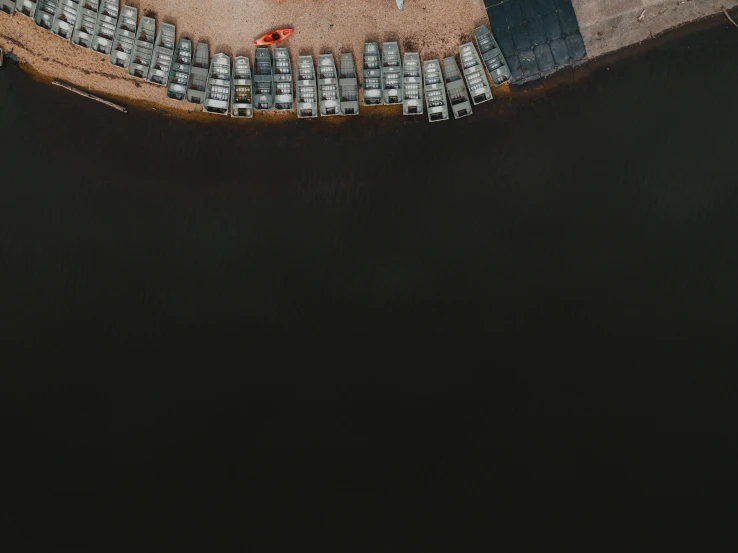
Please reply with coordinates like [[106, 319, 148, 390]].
[[253, 28, 293, 46], [15, 1, 38, 19]]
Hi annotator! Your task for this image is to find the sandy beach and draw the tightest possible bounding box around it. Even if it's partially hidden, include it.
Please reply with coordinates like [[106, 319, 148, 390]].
[[0, 0, 490, 117]]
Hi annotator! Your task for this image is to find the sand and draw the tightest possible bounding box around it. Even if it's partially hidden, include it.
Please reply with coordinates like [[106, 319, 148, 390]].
[[0, 0, 490, 117]]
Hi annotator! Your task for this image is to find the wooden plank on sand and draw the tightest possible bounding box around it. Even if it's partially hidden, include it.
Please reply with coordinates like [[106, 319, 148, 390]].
[[52, 81, 128, 113]]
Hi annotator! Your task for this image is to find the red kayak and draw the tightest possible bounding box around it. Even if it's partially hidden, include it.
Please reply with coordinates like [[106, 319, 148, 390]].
[[253, 28, 294, 46]]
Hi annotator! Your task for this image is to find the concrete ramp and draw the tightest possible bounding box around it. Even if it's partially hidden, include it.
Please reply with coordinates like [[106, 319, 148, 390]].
[[483, 0, 587, 85]]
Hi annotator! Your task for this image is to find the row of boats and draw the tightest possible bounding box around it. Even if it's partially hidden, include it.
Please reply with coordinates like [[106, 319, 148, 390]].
[[2, 1, 514, 122]]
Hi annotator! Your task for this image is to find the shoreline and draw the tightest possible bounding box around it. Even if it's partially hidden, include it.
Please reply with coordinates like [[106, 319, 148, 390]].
[[2, 3, 736, 122], [0, 0, 489, 122], [574, 0, 738, 58]]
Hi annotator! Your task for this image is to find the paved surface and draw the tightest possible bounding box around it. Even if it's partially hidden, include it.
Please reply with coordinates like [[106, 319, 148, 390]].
[[572, 0, 738, 58], [483, 0, 588, 85], [482, 0, 738, 85]]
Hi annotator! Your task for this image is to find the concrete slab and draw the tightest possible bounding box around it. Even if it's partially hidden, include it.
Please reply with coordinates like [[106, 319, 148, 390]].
[[550, 37, 573, 66], [542, 12, 564, 40], [519, 48, 541, 77], [504, 0, 526, 27], [520, 0, 541, 21], [534, 43, 557, 72], [508, 53, 524, 80], [512, 24, 533, 50], [566, 32, 588, 60], [488, 6, 510, 33], [533, 0, 557, 15], [572, 0, 738, 58], [496, 28, 517, 57], [528, 17, 548, 45], [572, 0, 643, 28]]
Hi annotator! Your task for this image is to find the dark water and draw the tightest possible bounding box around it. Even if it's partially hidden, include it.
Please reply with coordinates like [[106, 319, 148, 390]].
[[2, 19, 738, 551]]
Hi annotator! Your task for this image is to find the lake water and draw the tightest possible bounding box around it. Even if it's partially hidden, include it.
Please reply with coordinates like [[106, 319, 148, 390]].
[[2, 18, 737, 551]]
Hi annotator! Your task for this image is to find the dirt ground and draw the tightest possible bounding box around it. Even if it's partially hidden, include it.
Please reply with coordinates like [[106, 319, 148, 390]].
[[0, 0, 490, 117]]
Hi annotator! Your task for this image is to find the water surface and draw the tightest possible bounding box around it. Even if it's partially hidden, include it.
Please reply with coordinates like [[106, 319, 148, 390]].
[[1, 19, 737, 551]]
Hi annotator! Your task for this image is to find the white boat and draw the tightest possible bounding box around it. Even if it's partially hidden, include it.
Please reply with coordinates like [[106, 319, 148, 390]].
[[186, 42, 209, 104], [459, 42, 492, 105], [71, 0, 99, 49], [90, 1, 118, 55], [339, 53, 359, 116], [423, 59, 448, 123], [381, 42, 402, 105], [402, 52, 423, 115], [109, 5, 136, 68], [231, 55, 253, 118], [148, 22, 176, 86], [362, 42, 382, 106], [51, 0, 80, 41], [34, 0, 57, 30], [474, 25, 512, 87], [443, 56, 472, 119], [15, 1, 38, 19], [254, 47, 273, 111], [128, 16, 155, 79], [318, 53, 339, 117], [296, 55, 318, 119], [273, 48, 293, 111], [203, 52, 231, 115], [167, 38, 192, 101], [1, 1, 15, 15]]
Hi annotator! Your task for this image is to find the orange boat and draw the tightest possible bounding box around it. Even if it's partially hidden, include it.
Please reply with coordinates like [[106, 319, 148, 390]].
[[253, 29, 294, 46]]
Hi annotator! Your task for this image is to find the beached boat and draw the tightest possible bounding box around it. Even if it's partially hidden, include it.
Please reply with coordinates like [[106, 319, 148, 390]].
[[128, 16, 155, 79], [296, 55, 318, 119], [90, 1, 118, 55], [51, 0, 80, 41], [186, 42, 209, 104], [362, 42, 382, 106], [15, 0, 37, 18], [402, 52, 423, 115], [318, 54, 339, 117], [253, 47, 273, 111], [148, 22, 176, 86], [71, 0, 98, 49], [443, 56, 472, 119], [166, 38, 192, 101], [339, 53, 359, 116], [203, 53, 231, 115], [34, 0, 57, 30], [1, 1, 15, 15], [381, 42, 402, 105], [109, 5, 136, 68], [474, 25, 511, 86], [253, 28, 293, 46], [422, 59, 449, 122], [459, 42, 492, 105], [231, 56, 253, 118], [273, 48, 293, 111]]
